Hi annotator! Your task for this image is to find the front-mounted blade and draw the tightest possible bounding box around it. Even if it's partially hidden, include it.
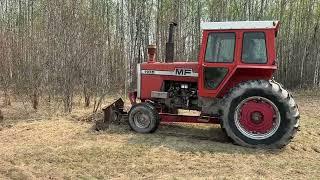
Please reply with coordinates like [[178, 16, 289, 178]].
[[95, 98, 126, 131]]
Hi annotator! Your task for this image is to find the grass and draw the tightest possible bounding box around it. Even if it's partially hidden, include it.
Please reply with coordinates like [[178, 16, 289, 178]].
[[0, 93, 319, 179]]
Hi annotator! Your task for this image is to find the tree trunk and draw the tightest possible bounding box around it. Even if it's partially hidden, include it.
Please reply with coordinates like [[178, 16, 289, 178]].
[[85, 95, 90, 107], [32, 91, 39, 110], [4, 90, 11, 106], [0, 110, 3, 122]]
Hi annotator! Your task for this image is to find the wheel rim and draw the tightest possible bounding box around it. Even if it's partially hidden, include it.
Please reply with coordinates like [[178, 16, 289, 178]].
[[234, 96, 281, 140], [133, 112, 151, 129]]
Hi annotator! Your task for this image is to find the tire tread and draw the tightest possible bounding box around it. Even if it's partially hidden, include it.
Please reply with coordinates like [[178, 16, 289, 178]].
[[221, 80, 300, 149]]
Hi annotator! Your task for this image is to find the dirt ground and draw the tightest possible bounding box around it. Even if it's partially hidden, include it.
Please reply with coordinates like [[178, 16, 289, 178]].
[[0, 92, 319, 179]]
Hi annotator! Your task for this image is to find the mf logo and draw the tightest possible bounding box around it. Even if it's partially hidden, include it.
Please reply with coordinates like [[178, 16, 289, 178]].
[[175, 68, 192, 76]]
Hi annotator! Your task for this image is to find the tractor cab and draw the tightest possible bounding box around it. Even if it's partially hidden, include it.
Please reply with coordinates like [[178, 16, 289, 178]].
[[198, 21, 279, 97]]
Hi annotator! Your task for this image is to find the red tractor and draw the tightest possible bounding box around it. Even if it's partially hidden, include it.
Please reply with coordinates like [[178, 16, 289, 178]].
[[103, 21, 300, 148]]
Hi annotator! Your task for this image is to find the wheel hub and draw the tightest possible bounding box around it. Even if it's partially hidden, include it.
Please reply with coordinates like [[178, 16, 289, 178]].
[[133, 112, 151, 129], [251, 111, 263, 124], [234, 96, 281, 140]]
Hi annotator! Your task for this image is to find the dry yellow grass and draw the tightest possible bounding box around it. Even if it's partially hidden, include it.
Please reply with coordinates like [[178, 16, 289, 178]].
[[0, 93, 319, 179]]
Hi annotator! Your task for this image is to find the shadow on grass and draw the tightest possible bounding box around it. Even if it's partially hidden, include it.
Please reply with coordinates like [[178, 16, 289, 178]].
[[96, 122, 283, 155]]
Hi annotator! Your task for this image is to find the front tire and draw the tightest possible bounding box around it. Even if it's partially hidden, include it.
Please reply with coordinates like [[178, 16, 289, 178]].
[[221, 80, 300, 148], [128, 103, 160, 133]]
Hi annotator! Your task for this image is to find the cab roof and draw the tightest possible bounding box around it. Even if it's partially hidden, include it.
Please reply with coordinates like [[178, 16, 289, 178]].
[[201, 21, 279, 30]]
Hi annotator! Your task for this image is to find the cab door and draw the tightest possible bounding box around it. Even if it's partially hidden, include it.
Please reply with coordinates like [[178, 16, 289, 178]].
[[198, 31, 239, 97]]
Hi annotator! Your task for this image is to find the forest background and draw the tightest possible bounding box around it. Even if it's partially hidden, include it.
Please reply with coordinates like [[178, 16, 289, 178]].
[[0, 0, 319, 112]]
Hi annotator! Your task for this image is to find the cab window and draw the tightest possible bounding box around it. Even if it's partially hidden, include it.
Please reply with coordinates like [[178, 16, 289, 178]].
[[242, 32, 267, 64], [205, 33, 235, 63]]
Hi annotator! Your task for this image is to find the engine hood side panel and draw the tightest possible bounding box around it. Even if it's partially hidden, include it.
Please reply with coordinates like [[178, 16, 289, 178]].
[[138, 62, 199, 100]]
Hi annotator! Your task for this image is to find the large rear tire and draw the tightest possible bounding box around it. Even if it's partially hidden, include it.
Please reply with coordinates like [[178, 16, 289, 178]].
[[221, 80, 300, 148], [128, 102, 160, 133]]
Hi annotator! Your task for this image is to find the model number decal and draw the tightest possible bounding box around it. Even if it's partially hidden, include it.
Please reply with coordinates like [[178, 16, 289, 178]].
[[143, 70, 155, 74]]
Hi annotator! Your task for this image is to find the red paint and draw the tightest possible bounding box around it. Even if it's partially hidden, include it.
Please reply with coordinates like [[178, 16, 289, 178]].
[[160, 113, 220, 124], [217, 66, 275, 97], [239, 100, 276, 133], [139, 28, 278, 100], [137, 23, 280, 125], [198, 29, 277, 97], [140, 62, 198, 99], [142, 62, 198, 71]]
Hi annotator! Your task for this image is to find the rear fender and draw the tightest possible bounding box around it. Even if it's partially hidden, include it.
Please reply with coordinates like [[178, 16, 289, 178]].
[[217, 67, 276, 97]]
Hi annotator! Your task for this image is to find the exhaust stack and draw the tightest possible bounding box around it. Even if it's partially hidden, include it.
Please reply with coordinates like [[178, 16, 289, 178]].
[[165, 22, 177, 63]]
